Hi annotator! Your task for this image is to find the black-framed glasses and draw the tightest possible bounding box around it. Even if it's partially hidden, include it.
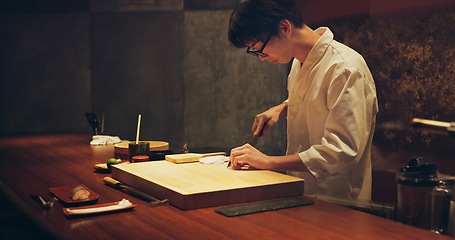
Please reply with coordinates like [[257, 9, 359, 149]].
[[246, 33, 272, 57]]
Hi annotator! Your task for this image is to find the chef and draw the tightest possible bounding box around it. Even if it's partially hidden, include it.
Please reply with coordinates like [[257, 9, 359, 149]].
[[228, 0, 378, 201]]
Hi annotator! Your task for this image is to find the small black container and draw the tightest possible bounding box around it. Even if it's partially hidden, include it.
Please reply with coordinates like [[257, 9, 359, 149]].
[[149, 150, 173, 161]]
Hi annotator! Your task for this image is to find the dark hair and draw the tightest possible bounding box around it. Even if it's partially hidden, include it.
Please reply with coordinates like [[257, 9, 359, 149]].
[[228, 0, 305, 48]]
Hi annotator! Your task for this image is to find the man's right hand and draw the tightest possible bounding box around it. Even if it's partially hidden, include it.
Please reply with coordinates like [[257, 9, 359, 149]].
[[252, 101, 288, 136]]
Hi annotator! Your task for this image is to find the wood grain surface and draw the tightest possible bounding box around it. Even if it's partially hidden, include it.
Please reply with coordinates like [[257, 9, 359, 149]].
[[0, 134, 452, 240]]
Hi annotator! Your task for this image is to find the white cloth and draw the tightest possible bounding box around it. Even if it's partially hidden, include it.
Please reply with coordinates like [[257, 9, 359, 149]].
[[90, 135, 122, 145], [199, 156, 229, 164], [286, 27, 378, 201]]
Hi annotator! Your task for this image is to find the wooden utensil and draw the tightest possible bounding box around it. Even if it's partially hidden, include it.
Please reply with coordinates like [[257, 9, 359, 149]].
[[165, 152, 226, 164]]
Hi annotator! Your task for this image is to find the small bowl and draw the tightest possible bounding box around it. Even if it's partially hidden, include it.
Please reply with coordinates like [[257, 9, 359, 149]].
[[114, 141, 169, 160]]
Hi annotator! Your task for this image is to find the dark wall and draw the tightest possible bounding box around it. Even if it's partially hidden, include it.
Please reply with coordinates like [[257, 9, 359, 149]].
[[90, 11, 185, 147], [0, 1, 187, 150], [0, 0, 289, 154], [0, 12, 91, 134], [298, 0, 455, 23]]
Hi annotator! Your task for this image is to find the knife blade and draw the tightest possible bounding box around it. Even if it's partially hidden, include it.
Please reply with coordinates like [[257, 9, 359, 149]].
[[103, 177, 168, 207], [248, 134, 261, 147], [412, 118, 455, 136]]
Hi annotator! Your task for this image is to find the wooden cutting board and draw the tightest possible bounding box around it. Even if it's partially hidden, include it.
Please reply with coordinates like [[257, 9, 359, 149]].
[[111, 161, 305, 210]]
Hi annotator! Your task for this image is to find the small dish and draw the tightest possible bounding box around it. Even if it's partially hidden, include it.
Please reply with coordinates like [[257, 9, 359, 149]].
[[94, 163, 109, 172], [50, 184, 99, 204], [63, 199, 136, 216]]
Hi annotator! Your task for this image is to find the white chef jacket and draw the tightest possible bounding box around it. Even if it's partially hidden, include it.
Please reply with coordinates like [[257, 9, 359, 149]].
[[286, 27, 378, 201]]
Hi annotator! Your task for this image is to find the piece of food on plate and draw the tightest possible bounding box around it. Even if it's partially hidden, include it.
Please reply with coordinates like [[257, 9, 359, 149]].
[[70, 186, 91, 201], [106, 157, 121, 168]]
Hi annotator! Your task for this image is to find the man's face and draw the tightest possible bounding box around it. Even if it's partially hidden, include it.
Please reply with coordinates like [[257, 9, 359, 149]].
[[248, 35, 294, 64]]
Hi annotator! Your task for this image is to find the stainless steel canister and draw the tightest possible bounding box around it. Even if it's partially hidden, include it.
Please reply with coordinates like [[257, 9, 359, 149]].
[[396, 157, 454, 236]]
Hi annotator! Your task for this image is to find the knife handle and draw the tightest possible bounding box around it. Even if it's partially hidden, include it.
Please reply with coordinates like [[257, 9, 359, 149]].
[[103, 177, 168, 206], [103, 177, 121, 188]]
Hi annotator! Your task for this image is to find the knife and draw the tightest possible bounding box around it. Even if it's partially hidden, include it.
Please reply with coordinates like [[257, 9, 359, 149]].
[[247, 134, 261, 147], [227, 130, 263, 168], [103, 177, 168, 207], [411, 118, 455, 136]]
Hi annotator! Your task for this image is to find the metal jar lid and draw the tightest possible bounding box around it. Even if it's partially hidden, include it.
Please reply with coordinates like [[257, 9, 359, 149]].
[[396, 157, 454, 187]]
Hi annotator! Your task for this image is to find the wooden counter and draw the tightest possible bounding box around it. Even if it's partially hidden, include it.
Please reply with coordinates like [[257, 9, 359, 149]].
[[0, 134, 451, 240]]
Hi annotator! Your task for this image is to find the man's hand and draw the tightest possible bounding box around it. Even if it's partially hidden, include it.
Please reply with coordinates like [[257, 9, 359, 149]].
[[252, 102, 288, 136]]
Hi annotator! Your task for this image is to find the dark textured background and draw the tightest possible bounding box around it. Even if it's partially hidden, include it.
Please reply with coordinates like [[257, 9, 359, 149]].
[[323, 8, 455, 149], [314, 5, 455, 203]]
